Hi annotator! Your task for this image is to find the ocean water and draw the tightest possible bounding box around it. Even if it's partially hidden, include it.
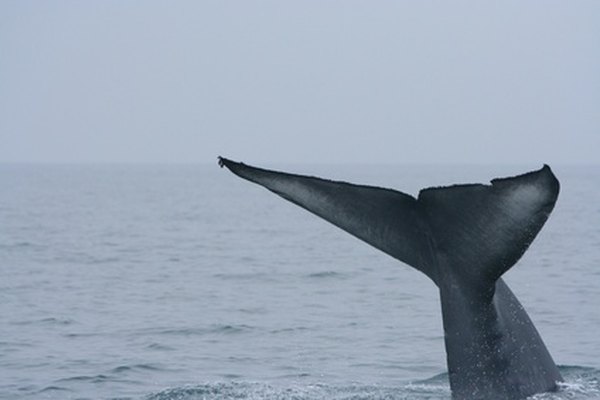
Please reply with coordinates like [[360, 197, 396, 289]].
[[1, 163, 599, 400]]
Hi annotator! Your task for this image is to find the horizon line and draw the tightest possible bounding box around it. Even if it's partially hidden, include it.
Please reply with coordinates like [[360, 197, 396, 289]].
[[1, 160, 598, 167]]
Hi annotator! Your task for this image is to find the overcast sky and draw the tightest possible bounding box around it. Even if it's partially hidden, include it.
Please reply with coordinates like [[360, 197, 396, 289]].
[[1, 1, 598, 164]]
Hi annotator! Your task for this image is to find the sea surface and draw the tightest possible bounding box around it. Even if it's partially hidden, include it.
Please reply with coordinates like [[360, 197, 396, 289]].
[[1, 163, 599, 400]]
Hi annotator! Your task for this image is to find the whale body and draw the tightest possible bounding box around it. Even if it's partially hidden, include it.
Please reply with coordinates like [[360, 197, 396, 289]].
[[218, 157, 563, 400]]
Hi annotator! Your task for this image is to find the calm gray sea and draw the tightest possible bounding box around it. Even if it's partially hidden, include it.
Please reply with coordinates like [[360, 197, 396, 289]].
[[1, 163, 599, 400]]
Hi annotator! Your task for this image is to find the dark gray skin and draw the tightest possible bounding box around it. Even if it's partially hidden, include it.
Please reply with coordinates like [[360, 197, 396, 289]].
[[218, 157, 563, 400]]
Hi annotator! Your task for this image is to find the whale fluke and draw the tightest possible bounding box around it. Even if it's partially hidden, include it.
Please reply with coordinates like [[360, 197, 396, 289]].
[[219, 157, 434, 280], [218, 156, 563, 400]]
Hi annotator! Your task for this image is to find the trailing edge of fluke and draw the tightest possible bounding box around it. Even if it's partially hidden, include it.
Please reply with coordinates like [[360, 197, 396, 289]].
[[218, 156, 562, 400]]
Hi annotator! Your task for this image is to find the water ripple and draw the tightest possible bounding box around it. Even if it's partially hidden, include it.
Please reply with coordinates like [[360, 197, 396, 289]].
[[110, 364, 163, 375], [145, 323, 257, 337], [37, 385, 73, 394], [305, 271, 345, 279]]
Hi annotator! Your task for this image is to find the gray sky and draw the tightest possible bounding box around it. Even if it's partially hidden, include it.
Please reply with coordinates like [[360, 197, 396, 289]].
[[1, 1, 598, 164]]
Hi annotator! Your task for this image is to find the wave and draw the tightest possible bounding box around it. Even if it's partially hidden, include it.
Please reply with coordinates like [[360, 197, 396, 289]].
[[146, 382, 449, 400], [143, 323, 256, 337], [56, 374, 113, 384], [110, 364, 163, 375], [12, 316, 74, 326], [305, 271, 345, 279], [144, 366, 600, 400]]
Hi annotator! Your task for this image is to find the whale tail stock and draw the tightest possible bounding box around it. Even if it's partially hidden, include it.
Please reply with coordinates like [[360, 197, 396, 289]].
[[218, 156, 562, 399]]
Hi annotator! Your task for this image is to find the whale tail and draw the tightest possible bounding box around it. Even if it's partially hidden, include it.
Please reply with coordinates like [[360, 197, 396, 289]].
[[218, 156, 559, 288], [218, 157, 562, 399]]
